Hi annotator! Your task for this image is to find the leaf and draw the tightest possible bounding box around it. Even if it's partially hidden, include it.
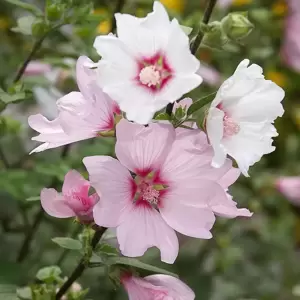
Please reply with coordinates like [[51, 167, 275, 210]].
[[26, 196, 40, 202], [180, 25, 193, 35], [107, 257, 178, 277], [94, 243, 119, 257], [0, 88, 26, 105], [36, 266, 62, 282], [154, 113, 171, 121], [187, 92, 216, 116], [5, 0, 43, 16], [52, 237, 82, 250], [11, 16, 35, 35], [0, 284, 17, 300], [16, 287, 32, 300]]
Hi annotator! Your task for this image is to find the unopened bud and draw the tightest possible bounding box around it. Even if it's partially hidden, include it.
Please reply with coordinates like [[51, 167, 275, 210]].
[[202, 21, 229, 50], [221, 12, 254, 41], [46, 4, 63, 21], [31, 19, 48, 37]]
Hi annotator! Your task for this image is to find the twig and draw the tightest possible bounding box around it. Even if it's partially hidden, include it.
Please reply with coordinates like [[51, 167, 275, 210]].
[[111, 0, 126, 32], [166, 0, 218, 116], [16, 145, 71, 263], [55, 227, 107, 300]]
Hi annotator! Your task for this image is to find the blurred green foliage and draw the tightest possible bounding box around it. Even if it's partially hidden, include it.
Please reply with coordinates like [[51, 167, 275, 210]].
[[0, 0, 300, 299]]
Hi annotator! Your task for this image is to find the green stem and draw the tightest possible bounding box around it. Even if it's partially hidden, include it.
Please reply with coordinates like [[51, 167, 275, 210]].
[[55, 227, 107, 300], [166, 0, 218, 116]]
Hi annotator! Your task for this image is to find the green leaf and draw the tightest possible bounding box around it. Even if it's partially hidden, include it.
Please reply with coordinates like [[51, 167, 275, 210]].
[[180, 25, 193, 35], [5, 0, 43, 16], [107, 257, 178, 277], [0, 284, 17, 300], [26, 196, 40, 202], [187, 92, 216, 116], [52, 237, 82, 250], [36, 266, 62, 282], [154, 113, 171, 121], [16, 287, 32, 300], [94, 243, 119, 257]]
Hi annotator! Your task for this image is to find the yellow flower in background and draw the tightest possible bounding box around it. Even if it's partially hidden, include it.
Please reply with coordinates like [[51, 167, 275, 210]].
[[232, 0, 252, 6], [0, 17, 9, 30], [272, 0, 287, 17], [266, 70, 287, 88], [97, 20, 111, 34], [160, 0, 185, 13], [94, 8, 111, 35]]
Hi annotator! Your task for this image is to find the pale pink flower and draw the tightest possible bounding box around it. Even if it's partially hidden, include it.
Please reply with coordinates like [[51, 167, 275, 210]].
[[28, 56, 119, 153], [41, 170, 99, 221], [276, 176, 300, 206], [83, 119, 248, 263], [281, 15, 300, 72], [206, 59, 284, 176], [287, 0, 300, 14], [197, 64, 221, 86], [217, 0, 232, 9], [93, 1, 202, 124], [121, 273, 195, 300], [24, 61, 52, 76]]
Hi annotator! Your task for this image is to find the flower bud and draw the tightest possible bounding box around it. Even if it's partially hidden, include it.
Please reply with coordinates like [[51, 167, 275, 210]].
[[221, 12, 254, 41], [31, 19, 48, 37], [46, 4, 63, 21], [202, 21, 229, 50]]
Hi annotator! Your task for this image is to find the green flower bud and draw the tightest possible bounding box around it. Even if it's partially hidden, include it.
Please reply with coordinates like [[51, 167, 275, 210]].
[[46, 4, 63, 21], [221, 12, 254, 41], [31, 19, 48, 37], [202, 21, 229, 50]]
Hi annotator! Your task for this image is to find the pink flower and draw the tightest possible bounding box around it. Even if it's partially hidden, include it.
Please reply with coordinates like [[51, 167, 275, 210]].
[[41, 170, 99, 221], [287, 0, 300, 14], [83, 119, 249, 263], [281, 15, 300, 72], [121, 273, 195, 300], [28, 56, 119, 153], [276, 176, 300, 206], [24, 61, 52, 76]]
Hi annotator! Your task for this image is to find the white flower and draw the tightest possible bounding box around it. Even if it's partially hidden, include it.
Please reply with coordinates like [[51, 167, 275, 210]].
[[93, 1, 202, 124], [206, 59, 285, 176]]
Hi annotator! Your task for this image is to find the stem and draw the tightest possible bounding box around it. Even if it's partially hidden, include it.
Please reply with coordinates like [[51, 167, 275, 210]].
[[16, 145, 71, 263], [0, 147, 9, 169], [190, 0, 218, 55], [166, 0, 218, 116], [55, 227, 107, 300], [111, 0, 126, 32]]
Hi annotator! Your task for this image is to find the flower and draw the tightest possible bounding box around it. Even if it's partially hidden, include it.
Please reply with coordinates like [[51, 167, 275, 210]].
[[196, 64, 221, 87], [276, 176, 300, 206], [281, 14, 300, 72], [206, 59, 284, 176], [41, 170, 99, 221], [121, 273, 195, 300], [83, 119, 247, 263], [24, 61, 52, 76], [93, 1, 202, 124], [28, 56, 119, 153]]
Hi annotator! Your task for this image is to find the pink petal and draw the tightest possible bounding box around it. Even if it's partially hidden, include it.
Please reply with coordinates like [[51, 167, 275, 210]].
[[159, 182, 216, 239], [24, 61, 51, 76], [40, 188, 75, 218], [211, 193, 252, 218], [276, 176, 300, 206], [83, 156, 134, 227], [117, 203, 179, 264], [145, 275, 195, 300], [115, 119, 175, 176], [76, 56, 96, 100], [62, 170, 90, 196], [218, 167, 241, 188]]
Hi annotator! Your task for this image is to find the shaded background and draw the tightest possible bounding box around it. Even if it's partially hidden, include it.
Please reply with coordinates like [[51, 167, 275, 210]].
[[0, 0, 300, 299]]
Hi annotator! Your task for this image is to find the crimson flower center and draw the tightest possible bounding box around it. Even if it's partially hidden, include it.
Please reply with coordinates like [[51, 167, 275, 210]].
[[139, 181, 160, 205]]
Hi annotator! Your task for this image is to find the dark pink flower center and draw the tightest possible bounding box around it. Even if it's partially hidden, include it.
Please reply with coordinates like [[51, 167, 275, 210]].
[[67, 192, 94, 215], [137, 53, 173, 92]]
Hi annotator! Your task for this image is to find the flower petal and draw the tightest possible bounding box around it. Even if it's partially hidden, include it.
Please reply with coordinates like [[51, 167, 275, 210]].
[[62, 170, 90, 196], [116, 119, 175, 175], [117, 203, 179, 264], [83, 156, 134, 227], [40, 188, 75, 218]]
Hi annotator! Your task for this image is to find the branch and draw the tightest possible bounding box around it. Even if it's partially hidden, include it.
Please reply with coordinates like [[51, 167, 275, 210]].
[[166, 0, 218, 116], [111, 0, 126, 33], [55, 227, 107, 300], [16, 145, 71, 263]]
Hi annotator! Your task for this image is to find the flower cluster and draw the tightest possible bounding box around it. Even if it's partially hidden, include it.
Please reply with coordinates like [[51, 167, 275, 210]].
[[29, 1, 285, 298]]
